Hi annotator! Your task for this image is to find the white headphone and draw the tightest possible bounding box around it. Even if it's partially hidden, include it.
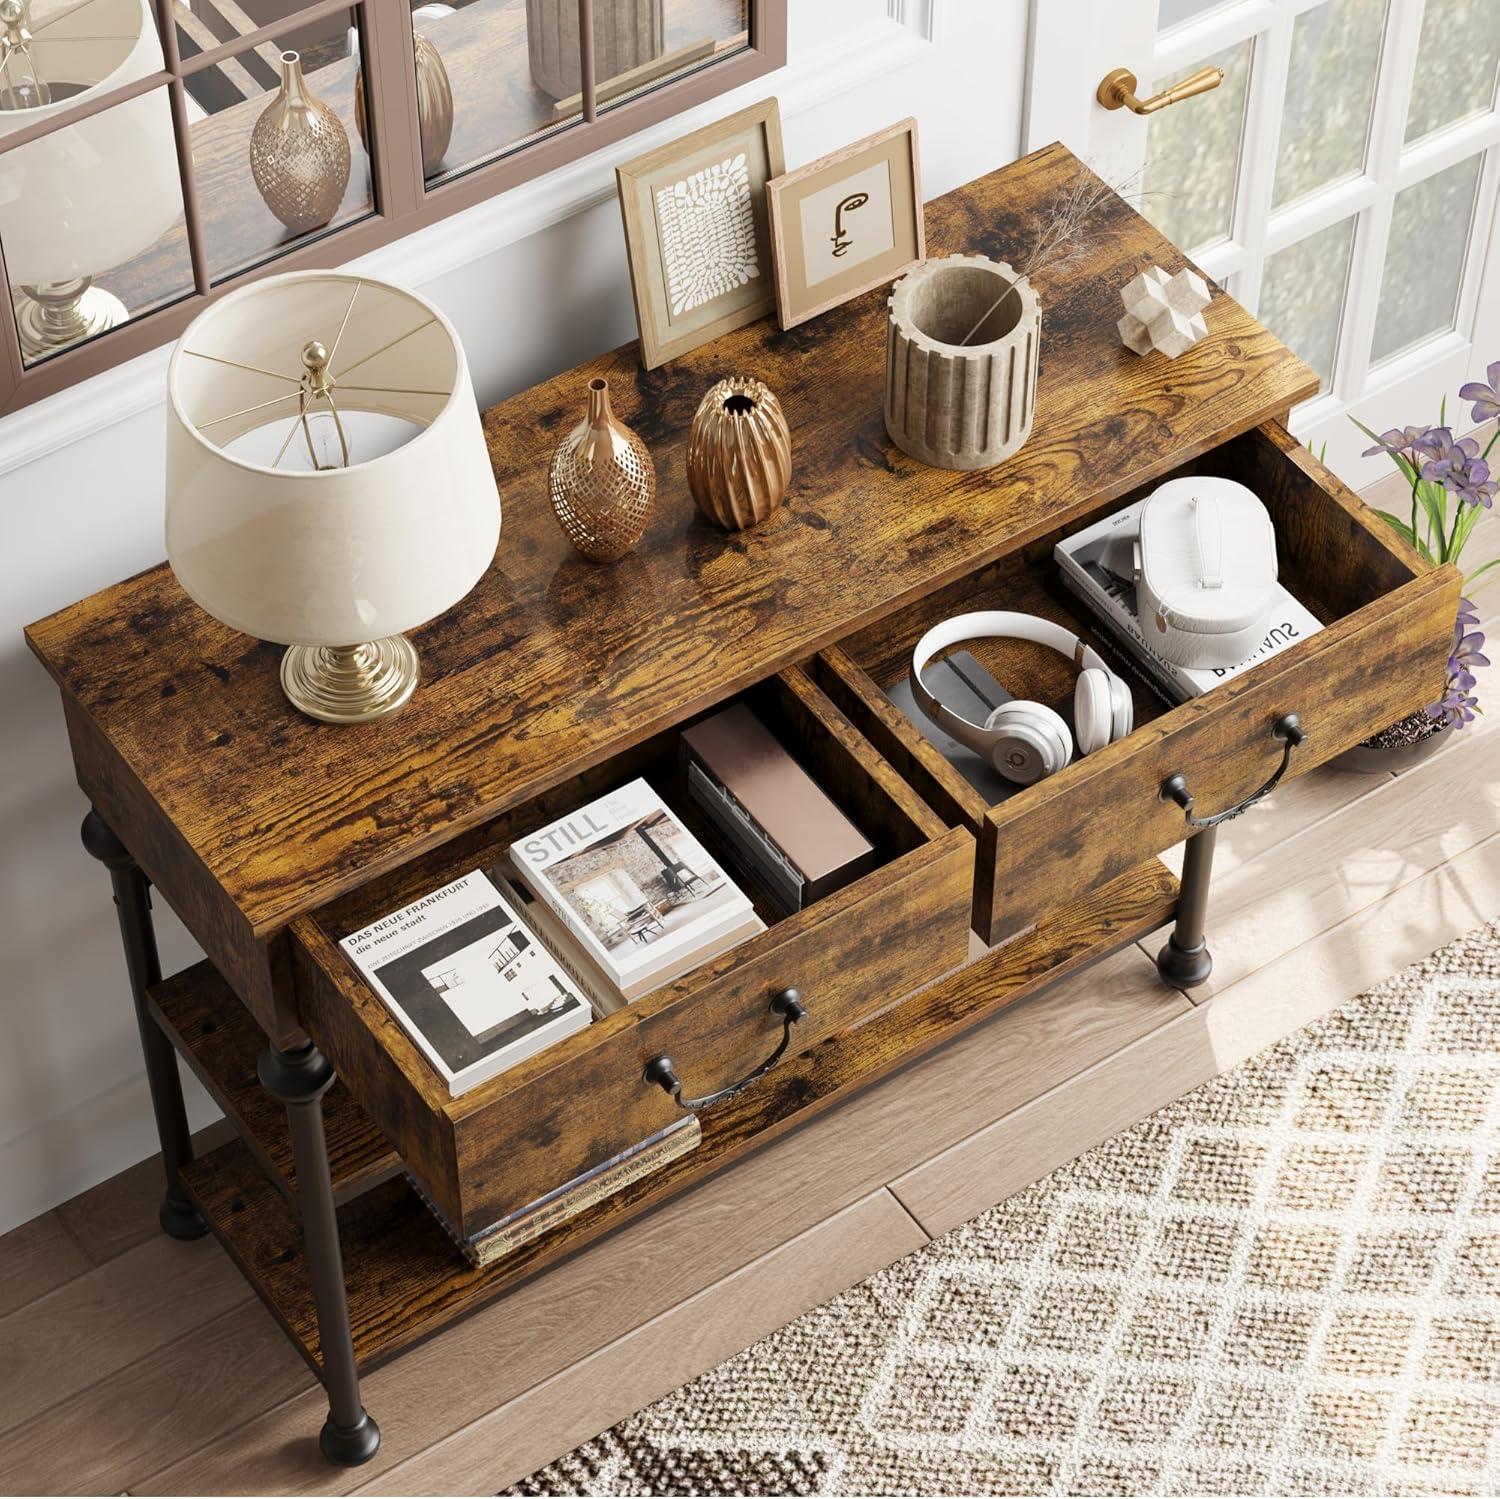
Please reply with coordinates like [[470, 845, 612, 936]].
[[909, 611, 1133, 786]]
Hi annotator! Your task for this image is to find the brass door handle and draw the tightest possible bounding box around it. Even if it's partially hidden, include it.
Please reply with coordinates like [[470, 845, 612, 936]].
[[1097, 64, 1223, 115]]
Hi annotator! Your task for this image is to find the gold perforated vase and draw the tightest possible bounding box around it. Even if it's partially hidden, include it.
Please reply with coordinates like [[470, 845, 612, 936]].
[[686, 377, 792, 531], [250, 51, 352, 234], [549, 377, 656, 562]]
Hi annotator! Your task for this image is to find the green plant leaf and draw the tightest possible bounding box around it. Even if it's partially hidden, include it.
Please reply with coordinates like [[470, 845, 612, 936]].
[[1451, 502, 1485, 560], [1415, 479, 1450, 551], [1371, 509, 1433, 561], [1371, 509, 1418, 543], [1465, 556, 1500, 585]]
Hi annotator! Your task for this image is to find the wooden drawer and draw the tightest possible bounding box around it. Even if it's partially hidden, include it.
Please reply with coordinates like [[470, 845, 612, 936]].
[[290, 666, 974, 1241], [814, 422, 1461, 946]]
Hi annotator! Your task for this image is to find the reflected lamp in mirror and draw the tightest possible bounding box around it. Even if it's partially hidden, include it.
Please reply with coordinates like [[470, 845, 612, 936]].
[[164, 271, 501, 725], [0, 0, 180, 358]]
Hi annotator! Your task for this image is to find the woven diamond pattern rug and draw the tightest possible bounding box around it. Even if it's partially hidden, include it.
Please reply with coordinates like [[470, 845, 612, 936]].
[[513, 921, 1500, 1497]]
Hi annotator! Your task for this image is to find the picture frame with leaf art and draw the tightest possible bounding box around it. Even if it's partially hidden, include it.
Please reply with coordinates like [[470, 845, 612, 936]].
[[766, 119, 924, 330], [616, 98, 786, 370]]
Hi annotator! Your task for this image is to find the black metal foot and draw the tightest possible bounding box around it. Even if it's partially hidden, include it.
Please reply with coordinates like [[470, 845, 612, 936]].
[[158, 1191, 210, 1240], [1157, 934, 1213, 988], [262, 1041, 376, 1469], [319, 1412, 381, 1466], [1157, 824, 1217, 990]]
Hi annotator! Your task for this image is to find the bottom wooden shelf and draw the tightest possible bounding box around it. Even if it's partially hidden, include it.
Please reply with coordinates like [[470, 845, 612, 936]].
[[179, 858, 1179, 1379], [150, 962, 401, 1206]]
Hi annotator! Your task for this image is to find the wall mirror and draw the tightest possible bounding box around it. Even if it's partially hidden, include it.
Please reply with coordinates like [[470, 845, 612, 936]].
[[0, 0, 781, 413]]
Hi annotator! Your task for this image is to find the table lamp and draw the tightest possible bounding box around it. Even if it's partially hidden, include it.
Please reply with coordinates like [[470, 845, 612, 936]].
[[0, 0, 182, 358], [165, 271, 501, 724]]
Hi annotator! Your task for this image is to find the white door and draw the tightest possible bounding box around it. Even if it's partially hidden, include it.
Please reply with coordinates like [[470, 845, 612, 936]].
[[1027, 0, 1500, 486]]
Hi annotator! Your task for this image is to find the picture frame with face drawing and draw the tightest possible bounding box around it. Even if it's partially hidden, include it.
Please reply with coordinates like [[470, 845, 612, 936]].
[[615, 98, 786, 370], [765, 118, 924, 331]]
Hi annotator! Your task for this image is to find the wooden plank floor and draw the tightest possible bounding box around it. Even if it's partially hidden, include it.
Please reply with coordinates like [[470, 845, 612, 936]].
[[3, 525, 1493, 1498]]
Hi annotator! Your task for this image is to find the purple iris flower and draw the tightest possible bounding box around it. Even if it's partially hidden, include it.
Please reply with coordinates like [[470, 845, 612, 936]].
[[1361, 424, 1439, 462], [1458, 361, 1500, 426], [1428, 598, 1489, 728], [1420, 431, 1496, 508]]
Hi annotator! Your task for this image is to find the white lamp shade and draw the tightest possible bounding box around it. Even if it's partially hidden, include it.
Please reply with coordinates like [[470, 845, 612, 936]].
[[165, 271, 501, 647], [0, 0, 181, 284]]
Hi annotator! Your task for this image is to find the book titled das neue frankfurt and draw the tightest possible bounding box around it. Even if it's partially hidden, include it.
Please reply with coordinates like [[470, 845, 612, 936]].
[[510, 777, 764, 1003], [339, 870, 592, 1097]]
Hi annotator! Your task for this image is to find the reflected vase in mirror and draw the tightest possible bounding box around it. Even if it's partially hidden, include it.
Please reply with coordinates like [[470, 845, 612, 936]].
[[526, 0, 663, 101], [354, 18, 453, 179], [250, 50, 351, 235], [549, 377, 656, 562], [409, 32, 454, 176]]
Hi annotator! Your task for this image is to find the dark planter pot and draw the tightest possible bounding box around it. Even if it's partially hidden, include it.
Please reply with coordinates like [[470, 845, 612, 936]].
[[1335, 710, 1454, 774]]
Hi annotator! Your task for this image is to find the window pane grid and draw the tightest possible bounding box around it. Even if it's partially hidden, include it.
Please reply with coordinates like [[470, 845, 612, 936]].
[[153, 0, 209, 297], [0, 0, 360, 158]]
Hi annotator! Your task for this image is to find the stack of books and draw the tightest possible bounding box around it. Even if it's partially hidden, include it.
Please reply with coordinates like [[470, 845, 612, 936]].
[[410, 1115, 704, 1267], [1054, 497, 1323, 703], [680, 703, 876, 914], [339, 775, 771, 1265], [507, 777, 764, 1005]]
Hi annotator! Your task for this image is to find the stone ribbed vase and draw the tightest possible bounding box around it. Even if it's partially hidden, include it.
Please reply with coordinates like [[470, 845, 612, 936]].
[[886, 254, 1040, 471], [356, 31, 453, 177], [686, 377, 792, 531], [250, 51, 351, 234], [549, 377, 656, 562]]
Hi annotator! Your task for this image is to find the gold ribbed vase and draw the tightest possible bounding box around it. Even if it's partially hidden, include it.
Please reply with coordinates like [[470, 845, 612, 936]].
[[686, 377, 792, 530], [549, 377, 656, 562], [250, 51, 351, 234]]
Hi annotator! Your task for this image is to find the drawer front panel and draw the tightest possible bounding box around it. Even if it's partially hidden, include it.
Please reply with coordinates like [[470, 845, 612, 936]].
[[976, 568, 1455, 940], [452, 829, 973, 1234], [813, 422, 1461, 946], [294, 665, 976, 1242]]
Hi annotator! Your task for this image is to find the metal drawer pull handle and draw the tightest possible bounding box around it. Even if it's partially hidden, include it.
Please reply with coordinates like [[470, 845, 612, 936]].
[[643, 988, 806, 1113], [1160, 713, 1307, 829]]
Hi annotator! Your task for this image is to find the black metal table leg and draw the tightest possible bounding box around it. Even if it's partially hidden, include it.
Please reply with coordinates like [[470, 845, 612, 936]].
[[81, 809, 208, 1241], [1157, 824, 1216, 988], [258, 1043, 381, 1466]]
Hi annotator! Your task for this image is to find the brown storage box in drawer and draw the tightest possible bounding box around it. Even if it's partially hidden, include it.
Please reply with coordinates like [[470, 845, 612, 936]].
[[290, 666, 973, 1241], [814, 422, 1461, 946]]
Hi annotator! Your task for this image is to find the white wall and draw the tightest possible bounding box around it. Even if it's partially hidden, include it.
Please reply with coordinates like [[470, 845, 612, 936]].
[[0, 0, 1031, 1234]]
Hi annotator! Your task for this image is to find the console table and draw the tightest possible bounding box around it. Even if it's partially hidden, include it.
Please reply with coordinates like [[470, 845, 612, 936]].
[[25, 143, 1458, 1470]]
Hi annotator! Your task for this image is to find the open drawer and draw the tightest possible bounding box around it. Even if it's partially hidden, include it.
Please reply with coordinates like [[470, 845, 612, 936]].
[[290, 666, 974, 1242], [813, 422, 1461, 946]]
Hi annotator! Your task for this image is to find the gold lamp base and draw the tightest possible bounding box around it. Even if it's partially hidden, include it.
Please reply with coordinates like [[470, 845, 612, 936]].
[[15, 278, 128, 359], [280, 637, 420, 724]]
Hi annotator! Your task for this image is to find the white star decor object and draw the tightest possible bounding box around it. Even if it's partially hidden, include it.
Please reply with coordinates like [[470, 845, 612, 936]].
[[1118, 265, 1211, 359]]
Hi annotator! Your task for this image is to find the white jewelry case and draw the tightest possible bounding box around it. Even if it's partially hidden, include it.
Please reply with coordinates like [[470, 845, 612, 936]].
[[1134, 476, 1278, 668]]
